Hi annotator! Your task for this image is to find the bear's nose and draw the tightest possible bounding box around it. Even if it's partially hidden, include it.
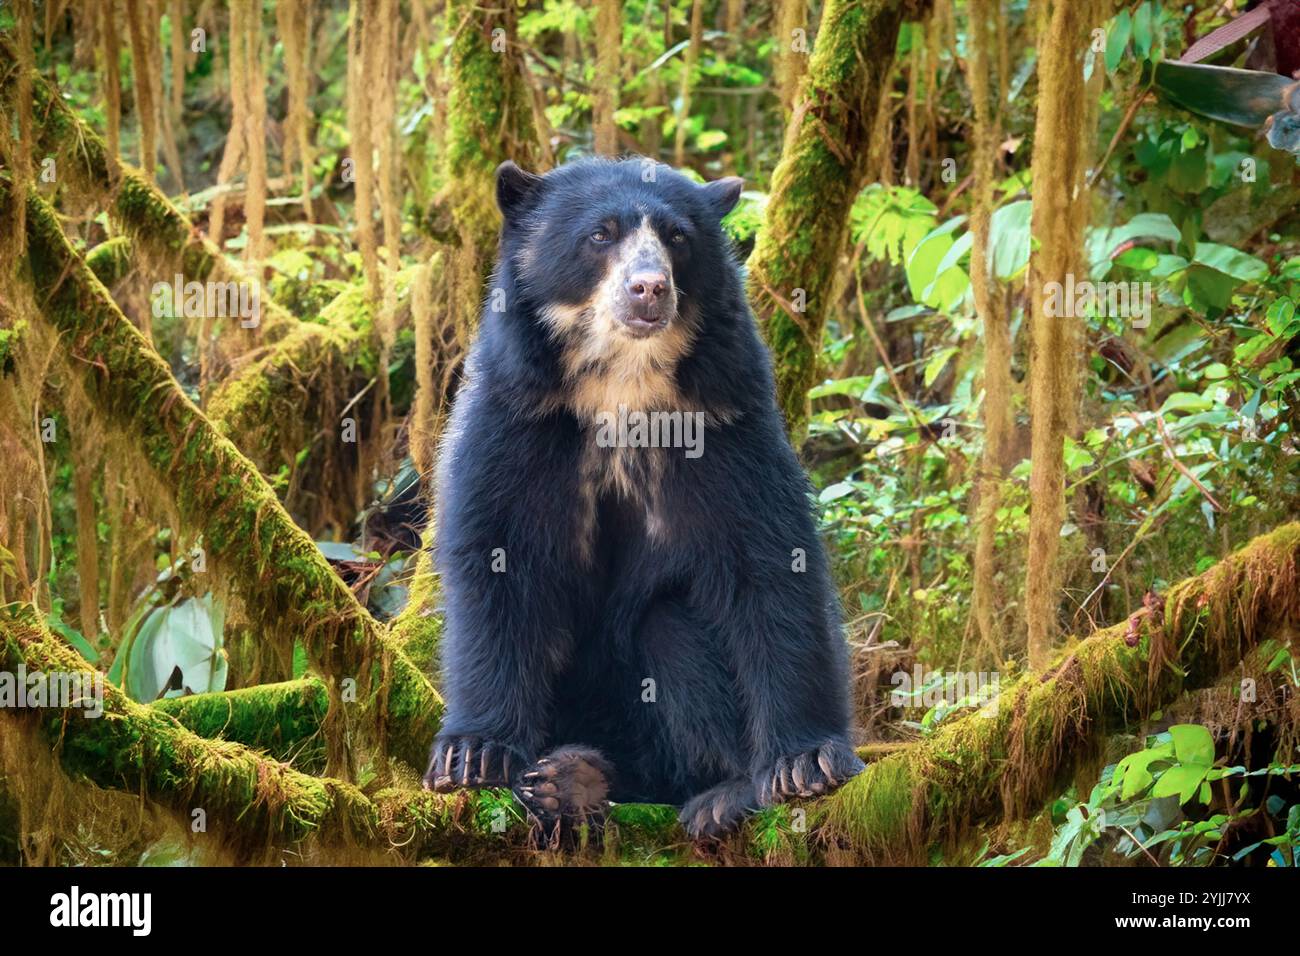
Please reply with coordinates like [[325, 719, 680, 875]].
[[625, 271, 668, 303]]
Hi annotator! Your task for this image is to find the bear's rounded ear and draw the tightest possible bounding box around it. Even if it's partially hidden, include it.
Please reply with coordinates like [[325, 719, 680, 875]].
[[700, 176, 744, 220], [496, 161, 544, 223]]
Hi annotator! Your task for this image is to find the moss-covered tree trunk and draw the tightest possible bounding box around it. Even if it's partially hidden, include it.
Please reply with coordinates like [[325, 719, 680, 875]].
[[440, 0, 540, 352], [747, 0, 929, 443], [407, 0, 542, 482]]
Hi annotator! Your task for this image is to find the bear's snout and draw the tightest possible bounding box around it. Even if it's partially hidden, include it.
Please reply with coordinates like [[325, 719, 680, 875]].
[[621, 268, 672, 334]]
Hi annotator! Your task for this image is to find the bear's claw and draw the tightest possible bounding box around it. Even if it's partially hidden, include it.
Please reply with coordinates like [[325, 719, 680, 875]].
[[679, 779, 757, 841], [423, 735, 527, 792], [755, 740, 865, 805]]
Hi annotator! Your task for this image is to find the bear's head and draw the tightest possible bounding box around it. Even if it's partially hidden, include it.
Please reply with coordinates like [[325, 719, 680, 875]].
[[492, 159, 743, 402]]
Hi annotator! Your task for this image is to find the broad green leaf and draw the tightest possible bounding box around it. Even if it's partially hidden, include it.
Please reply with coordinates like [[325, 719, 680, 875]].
[[906, 218, 969, 309], [1159, 392, 1212, 415], [989, 200, 1032, 279], [1266, 298, 1296, 336], [1152, 764, 1209, 803], [1133, 1, 1154, 59], [819, 482, 855, 503], [1170, 723, 1215, 767], [1115, 247, 1158, 271], [1192, 243, 1268, 282]]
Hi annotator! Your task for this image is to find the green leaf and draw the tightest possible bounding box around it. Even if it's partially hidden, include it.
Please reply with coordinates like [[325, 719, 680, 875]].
[[46, 615, 98, 664], [1170, 723, 1215, 767], [695, 129, 728, 151], [819, 482, 855, 503], [1266, 298, 1296, 337], [1152, 764, 1210, 803], [1133, 2, 1154, 59], [1184, 265, 1239, 312], [988, 200, 1033, 279], [1106, 10, 1132, 73], [1115, 247, 1158, 271], [1192, 243, 1269, 282], [906, 218, 969, 310], [1063, 437, 1095, 473], [1159, 392, 1212, 415], [923, 347, 959, 387]]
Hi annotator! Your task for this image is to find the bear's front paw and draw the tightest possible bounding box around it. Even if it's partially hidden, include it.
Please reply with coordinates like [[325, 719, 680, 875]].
[[516, 746, 613, 850], [679, 779, 757, 841], [423, 735, 528, 792], [754, 740, 866, 805]]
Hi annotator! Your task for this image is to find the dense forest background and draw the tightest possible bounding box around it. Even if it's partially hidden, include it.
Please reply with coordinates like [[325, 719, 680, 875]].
[[0, 0, 1298, 867]]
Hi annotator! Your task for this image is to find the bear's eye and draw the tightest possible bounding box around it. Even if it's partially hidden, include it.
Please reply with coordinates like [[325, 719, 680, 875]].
[[670, 228, 687, 245], [590, 229, 611, 244]]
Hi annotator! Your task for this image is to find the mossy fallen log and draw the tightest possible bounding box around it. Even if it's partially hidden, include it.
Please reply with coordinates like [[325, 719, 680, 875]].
[[151, 678, 330, 772], [0, 183, 441, 775], [13, 524, 1298, 865], [0, 604, 692, 864], [821, 522, 1300, 863], [0, 603, 378, 855]]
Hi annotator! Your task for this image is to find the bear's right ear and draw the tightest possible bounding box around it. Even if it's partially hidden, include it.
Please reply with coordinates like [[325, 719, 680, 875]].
[[496, 161, 544, 223]]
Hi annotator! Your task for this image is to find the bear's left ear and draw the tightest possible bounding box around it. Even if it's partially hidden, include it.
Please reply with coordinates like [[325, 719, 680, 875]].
[[700, 176, 744, 220]]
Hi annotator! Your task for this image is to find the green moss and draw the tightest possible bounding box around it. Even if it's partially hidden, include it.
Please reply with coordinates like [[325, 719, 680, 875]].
[[0, 604, 378, 855], [1, 49, 297, 341], [0, 320, 26, 376], [151, 678, 329, 772], [84, 237, 134, 287]]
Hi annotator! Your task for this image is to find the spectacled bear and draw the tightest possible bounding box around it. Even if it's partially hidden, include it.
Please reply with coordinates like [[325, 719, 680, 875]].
[[423, 157, 864, 840]]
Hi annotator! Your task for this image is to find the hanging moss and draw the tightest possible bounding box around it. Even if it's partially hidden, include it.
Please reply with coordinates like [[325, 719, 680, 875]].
[[2, 184, 442, 777], [1023, 0, 1105, 668], [206, 267, 426, 534], [0, 45, 298, 341], [746, 0, 925, 442]]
